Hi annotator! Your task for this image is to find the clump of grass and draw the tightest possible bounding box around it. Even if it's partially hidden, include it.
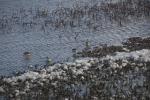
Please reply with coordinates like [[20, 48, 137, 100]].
[[123, 37, 150, 51], [77, 44, 125, 58], [77, 37, 150, 58]]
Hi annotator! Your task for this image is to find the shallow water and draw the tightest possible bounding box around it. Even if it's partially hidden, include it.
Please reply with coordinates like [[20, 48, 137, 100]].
[[0, 0, 150, 75]]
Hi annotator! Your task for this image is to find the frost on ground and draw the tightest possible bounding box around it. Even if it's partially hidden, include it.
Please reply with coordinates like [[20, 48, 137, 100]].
[[0, 49, 150, 100]]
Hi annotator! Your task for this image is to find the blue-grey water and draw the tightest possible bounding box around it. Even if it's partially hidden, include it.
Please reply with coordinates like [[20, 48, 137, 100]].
[[0, 0, 150, 75]]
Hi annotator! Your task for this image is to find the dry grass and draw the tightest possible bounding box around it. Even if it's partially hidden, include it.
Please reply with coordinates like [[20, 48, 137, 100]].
[[1, 0, 150, 33], [77, 37, 150, 58]]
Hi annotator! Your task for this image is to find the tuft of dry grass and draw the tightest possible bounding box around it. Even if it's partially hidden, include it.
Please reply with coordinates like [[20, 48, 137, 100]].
[[77, 37, 150, 58], [123, 37, 150, 51]]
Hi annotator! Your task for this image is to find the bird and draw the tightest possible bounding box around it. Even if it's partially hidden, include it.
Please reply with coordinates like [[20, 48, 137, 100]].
[[23, 52, 32, 60]]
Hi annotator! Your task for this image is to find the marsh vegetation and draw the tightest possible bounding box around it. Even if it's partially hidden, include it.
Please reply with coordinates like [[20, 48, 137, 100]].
[[0, 0, 150, 99]]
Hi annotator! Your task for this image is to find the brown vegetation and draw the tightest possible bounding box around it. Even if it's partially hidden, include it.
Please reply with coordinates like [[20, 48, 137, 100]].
[[77, 37, 150, 58]]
